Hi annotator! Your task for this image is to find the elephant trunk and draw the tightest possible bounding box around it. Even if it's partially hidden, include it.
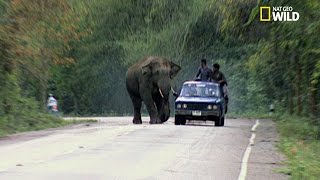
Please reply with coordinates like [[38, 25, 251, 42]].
[[157, 82, 171, 122]]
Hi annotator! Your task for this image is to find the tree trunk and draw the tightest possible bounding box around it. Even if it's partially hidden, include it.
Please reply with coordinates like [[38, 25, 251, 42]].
[[295, 52, 303, 116], [289, 93, 294, 115], [309, 85, 317, 117]]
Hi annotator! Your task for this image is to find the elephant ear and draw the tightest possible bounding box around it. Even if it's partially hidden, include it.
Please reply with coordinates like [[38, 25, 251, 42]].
[[141, 61, 154, 76], [170, 61, 181, 79]]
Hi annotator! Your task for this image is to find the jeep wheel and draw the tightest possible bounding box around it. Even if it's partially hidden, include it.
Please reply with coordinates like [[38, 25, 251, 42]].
[[180, 118, 186, 125], [174, 115, 181, 125]]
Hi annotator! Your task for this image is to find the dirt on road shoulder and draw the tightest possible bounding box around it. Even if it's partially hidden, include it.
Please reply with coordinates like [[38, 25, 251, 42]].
[[247, 119, 289, 180]]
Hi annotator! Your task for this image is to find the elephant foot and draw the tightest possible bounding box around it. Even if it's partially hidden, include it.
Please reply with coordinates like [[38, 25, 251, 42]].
[[133, 118, 142, 124], [160, 115, 170, 123], [149, 117, 162, 124]]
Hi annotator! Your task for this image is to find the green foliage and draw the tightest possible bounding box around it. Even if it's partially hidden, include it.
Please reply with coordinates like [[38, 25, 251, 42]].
[[0, 0, 76, 136], [276, 115, 320, 179], [277, 115, 319, 140], [0, 96, 67, 137]]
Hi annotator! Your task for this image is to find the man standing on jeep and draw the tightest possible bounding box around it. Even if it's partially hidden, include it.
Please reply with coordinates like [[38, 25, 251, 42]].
[[195, 58, 212, 82], [212, 63, 227, 85], [212, 63, 229, 113]]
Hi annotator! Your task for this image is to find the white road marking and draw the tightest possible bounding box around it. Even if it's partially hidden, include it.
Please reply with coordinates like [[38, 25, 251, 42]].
[[238, 120, 260, 180], [251, 120, 260, 132]]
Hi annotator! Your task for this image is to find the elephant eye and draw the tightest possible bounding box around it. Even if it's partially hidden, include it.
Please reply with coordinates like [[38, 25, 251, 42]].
[[170, 72, 174, 79]]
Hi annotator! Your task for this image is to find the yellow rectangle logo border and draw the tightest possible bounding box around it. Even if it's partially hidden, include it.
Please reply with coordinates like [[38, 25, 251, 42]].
[[260, 6, 271, 21]]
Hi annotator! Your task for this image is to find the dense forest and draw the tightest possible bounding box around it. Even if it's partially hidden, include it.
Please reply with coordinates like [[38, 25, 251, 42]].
[[0, 0, 319, 123]]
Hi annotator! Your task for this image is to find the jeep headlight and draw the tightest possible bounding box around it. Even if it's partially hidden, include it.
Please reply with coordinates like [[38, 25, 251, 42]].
[[177, 104, 182, 109], [213, 105, 218, 110], [183, 104, 188, 108], [207, 105, 213, 110]]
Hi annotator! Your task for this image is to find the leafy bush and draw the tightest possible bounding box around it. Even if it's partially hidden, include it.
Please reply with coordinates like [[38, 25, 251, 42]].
[[0, 96, 67, 137]]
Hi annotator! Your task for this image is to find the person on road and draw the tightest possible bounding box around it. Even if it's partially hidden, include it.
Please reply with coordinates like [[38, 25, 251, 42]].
[[195, 58, 212, 82], [47, 94, 58, 113]]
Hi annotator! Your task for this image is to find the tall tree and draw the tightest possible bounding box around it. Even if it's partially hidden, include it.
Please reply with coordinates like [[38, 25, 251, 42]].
[[7, 0, 85, 110]]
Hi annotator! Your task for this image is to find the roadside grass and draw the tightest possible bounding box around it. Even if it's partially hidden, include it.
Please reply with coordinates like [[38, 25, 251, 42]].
[[0, 114, 68, 137], [274, 115, 320, 180], [67, 119, 98, 123], [227, 112, 271, 119]]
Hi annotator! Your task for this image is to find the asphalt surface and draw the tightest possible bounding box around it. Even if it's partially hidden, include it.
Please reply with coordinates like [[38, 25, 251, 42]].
[[0, 117, 288, 180]]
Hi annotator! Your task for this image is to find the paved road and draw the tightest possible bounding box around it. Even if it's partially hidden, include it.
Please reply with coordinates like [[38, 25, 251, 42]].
[[0, 117, 287, 180]]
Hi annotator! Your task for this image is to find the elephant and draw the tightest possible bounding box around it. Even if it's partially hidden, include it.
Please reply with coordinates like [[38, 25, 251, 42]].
[[126, 56, 181, 124]]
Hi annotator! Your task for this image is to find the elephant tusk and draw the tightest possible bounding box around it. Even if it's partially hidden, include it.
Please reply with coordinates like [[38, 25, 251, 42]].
[[159, 89, 164, 98], [171, 87, 176, 94]]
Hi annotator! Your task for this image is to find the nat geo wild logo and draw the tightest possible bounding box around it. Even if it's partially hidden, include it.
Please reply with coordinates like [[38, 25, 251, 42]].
[[260, 6, 300, 22]]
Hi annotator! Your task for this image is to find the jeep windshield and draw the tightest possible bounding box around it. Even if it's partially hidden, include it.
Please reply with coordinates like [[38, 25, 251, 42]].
[[180, 83, 220, 97]]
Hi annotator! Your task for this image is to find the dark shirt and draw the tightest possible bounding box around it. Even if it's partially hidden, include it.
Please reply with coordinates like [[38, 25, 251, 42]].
[[196, 67, 212, 82], [212, 70, 227, 85]]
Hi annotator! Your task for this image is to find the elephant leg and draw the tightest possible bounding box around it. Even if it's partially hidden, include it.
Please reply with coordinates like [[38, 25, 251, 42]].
[[141, 91, 161, 124], [129, 95, 142, 124], [147, 103, 161, 124]]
